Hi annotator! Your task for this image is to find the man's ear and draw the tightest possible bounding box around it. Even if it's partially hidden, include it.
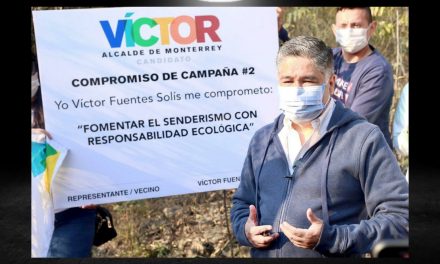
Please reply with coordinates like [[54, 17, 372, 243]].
[[368, 21, 377, 39], [329, 74, 336, 95], [331, 24, 337, 37]]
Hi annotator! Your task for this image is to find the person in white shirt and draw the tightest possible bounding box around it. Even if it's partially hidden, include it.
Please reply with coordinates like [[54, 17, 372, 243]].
[[392, 83, 409, 182]]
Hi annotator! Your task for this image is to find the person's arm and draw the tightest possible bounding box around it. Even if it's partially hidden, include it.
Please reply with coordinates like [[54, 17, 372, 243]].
[[231, 131, 279, 248], [314, 127, 409, 255], [392, 84, 409, 156], [230, 147, 257, 247], [32, 128, 52, 139], [279, 27, 289, 42], [349, 65, 394, 127], [277, 7, 289, 42]]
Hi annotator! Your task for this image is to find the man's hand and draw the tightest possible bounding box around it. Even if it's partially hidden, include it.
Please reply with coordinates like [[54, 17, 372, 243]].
[[280, 208, 324, 249], [81, 204, 97, 209], [245, 205, 279, 248], [32, 128, 52, 139], [276, 7, 284, 31]]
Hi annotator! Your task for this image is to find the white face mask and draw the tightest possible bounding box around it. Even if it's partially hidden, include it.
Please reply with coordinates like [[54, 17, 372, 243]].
[[335, 26, 370, 54], [279, 84, 326, 124], [32, 72, 40, 98]]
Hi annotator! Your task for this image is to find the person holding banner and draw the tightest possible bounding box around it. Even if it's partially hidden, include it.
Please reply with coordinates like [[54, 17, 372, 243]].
[[32, 56, 97, 258], [230, 36, 408, 257]]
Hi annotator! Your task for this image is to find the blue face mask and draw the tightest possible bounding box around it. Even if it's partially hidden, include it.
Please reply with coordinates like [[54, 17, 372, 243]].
[[279, 84, 326, 123]]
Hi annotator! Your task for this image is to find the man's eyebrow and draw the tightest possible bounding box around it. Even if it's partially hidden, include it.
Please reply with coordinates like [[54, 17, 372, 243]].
[[279, 75, 320, 80], [301, 75, 320, 81]]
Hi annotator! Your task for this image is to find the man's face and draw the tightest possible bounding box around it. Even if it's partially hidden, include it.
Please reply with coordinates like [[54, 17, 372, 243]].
[[332, 8, 375, 40], [334, 8, 370, 29], [278, 56, 333, 104]]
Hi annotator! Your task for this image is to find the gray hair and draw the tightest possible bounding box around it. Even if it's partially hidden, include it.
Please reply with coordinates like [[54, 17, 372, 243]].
[[276, 36, 333, 80]]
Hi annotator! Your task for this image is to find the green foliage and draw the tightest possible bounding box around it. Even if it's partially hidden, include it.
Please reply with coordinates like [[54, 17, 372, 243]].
[[283, 7, 337, 47]]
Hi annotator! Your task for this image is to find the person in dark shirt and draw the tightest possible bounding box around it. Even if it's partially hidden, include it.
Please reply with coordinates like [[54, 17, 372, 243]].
[[230, 36, 408, 257], [278, 7, 394, 146], [331, 7, 393, 147]]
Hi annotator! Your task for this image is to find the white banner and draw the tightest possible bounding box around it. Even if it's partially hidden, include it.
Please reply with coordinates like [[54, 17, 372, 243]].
[[32, 7, 279, 209]]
